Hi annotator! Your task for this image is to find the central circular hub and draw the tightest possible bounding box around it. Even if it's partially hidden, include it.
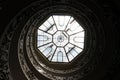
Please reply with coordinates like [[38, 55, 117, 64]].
[[57, 35, 64, 42], [53, 31, 69, 46]]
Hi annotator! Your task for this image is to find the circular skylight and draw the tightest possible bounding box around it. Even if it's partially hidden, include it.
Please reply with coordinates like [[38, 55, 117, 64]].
[[37, 15, 85, 62]]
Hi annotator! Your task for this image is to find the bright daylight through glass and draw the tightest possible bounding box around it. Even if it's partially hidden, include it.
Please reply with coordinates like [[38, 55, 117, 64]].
[[37, 15, 85, 62]]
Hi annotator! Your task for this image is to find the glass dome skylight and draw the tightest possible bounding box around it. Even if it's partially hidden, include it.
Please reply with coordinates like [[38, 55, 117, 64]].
[[37, 15, 85, 62]]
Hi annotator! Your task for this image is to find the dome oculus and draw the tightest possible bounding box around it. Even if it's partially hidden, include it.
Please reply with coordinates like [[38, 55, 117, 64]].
[[37, 15, 85, 62]]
